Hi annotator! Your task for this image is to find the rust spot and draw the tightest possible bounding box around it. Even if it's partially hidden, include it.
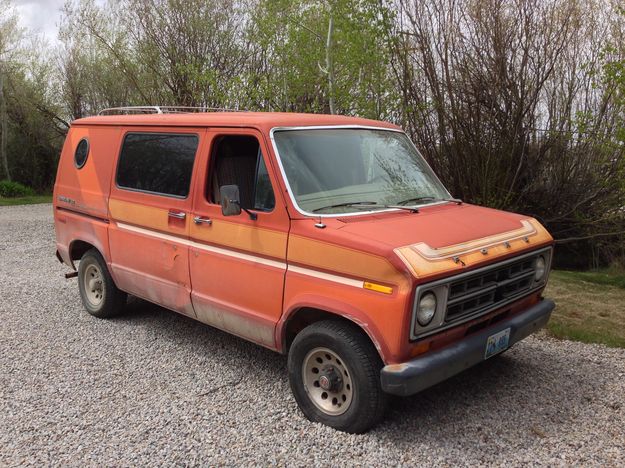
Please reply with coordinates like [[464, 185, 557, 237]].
[[194, 300, 274, 347]]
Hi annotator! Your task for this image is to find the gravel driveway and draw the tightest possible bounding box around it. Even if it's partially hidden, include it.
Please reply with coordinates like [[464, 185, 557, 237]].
[[1, 204, 624, 466]]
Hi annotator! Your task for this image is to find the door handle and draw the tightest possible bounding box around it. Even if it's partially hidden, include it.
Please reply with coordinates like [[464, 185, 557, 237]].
[[193, 216, 212, 226], [168, 210, 186, 220]]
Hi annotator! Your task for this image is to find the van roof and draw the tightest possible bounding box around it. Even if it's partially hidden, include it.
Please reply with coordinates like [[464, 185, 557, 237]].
[[72, 111, 402, 131]]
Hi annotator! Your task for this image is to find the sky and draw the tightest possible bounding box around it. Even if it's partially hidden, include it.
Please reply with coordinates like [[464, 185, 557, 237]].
[[13, 0, 67, 44]]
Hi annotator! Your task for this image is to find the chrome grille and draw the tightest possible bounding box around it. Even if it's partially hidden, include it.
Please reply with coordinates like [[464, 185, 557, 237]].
[[446, 256, 536, 322], [410, 247, 553, 340]]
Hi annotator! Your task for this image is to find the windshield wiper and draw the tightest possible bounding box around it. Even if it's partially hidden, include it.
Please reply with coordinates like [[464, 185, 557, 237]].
[[312, 201, 379, 213], [397, 196, 463, 206], [357, 203, 420, 213], [312, 201, 421, 214]]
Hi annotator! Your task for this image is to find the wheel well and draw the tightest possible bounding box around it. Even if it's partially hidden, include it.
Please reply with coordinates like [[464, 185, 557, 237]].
[[69, 240, 96, 262], [283, 307, 378, 355]]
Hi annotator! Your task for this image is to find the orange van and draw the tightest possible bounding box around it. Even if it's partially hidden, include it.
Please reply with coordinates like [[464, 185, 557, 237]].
[[53, 107, 555, 433]]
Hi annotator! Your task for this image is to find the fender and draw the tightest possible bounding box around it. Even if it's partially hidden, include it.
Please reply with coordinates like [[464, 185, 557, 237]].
[[277, 293, 391, 363], [57, 208, 113, 277], [68, 235, 108, 263]]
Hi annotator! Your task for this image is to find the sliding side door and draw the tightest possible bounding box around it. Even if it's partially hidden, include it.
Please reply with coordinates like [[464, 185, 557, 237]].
[[108, 127, 204, 317]]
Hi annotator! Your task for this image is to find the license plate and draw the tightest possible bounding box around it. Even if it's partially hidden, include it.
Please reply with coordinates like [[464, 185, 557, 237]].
[[485, 328, 511, 359]]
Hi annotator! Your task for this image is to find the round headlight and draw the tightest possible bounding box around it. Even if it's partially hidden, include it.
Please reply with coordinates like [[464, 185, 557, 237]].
[[417, 292, 437, 326], [534, 256, 546, 281]]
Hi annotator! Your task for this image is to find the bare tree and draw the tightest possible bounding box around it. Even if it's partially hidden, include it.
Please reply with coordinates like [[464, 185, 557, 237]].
[[390, 0, 625, 266]]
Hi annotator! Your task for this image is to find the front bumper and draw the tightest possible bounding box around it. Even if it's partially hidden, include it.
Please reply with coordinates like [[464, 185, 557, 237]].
[[380, 298, 555, 396]]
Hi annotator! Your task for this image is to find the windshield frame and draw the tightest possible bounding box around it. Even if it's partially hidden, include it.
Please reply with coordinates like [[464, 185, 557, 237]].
[[268, 125, 453, 218]]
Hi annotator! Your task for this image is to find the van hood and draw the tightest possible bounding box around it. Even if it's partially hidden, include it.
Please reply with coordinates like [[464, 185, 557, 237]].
[[335, 203, 529, 249], [330, 202, 553, 278], [288, 202, 553, 283]]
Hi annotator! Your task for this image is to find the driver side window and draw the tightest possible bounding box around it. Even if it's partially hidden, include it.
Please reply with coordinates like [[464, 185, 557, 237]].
[[207, 135, 275, 212]]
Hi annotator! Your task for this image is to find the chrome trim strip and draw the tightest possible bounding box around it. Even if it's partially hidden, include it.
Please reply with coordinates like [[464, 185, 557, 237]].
[[288, 265, 365, 288], [268, 125, 453, 218], [193, 240, 286, 270], [410, 246, 553, 340], [116, 222, 286, 270], [116, 221, 369, 288]]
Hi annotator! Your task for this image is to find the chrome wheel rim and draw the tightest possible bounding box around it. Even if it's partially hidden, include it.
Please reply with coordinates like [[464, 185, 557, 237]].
[[83, 263, 104, 307], [302, 347, 354, 416]]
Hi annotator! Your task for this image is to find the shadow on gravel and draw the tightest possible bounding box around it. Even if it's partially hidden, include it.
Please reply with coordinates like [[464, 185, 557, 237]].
[[377, 348, 595, 445], [112, 298, 590, 440], [115, 297, 285, 368]]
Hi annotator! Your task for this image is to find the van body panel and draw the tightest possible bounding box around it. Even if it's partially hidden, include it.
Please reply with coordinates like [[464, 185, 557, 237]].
[[287, 231, 409, 286], [188, 128, 289, 349], [53, 126, 121, 269], [107, 219, 195, 318], [55, 209, 110, 271], [279, 279, 409, 362], [281, 213, 552, 363], [106, 126, 204, 318], [53, 126, 120, 220]]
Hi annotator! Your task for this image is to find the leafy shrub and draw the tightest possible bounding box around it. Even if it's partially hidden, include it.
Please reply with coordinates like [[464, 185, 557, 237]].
[[0, 180, 36, 198]]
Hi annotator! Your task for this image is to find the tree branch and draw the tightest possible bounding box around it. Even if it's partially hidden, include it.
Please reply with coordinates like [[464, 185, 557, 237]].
[[555, 230, 625, 244]]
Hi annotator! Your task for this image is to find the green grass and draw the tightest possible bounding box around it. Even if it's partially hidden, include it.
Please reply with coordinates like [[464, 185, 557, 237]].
[[0, 195, 53, 206], [545, 270, 625, 348], [547, 320, 625, 348], [553, 269, 625, 289]]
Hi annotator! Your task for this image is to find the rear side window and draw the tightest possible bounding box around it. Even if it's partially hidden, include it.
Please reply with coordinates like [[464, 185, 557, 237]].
[[74, 138, 89, 169], [116, 133, 198, 198]]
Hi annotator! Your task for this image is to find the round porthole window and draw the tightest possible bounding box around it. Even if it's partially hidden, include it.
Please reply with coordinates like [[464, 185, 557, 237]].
[[74, 138, 89, 169]]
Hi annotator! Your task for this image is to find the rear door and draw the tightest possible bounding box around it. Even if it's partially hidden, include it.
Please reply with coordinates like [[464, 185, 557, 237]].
[[189, 128, 289, 348], [108, 128, 204, 317]]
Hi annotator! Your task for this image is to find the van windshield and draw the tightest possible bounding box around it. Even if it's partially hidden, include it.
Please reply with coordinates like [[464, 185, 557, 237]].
[[273, 128, 451, 214]]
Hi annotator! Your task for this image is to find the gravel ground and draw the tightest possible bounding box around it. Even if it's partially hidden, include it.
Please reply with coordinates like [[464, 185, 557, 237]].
[[1, 203, 624, 466]]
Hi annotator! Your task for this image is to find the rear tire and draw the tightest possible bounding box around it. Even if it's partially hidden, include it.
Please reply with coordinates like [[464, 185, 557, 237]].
[[288, 320, 388, 433], [78, 248, 126, 318]]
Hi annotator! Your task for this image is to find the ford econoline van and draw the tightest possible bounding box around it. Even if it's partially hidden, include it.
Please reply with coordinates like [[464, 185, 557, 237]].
[[53, 107, 555, 433]]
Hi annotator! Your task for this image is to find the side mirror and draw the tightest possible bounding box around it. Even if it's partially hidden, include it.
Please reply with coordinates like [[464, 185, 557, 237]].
[[220, 185, 242, 216]]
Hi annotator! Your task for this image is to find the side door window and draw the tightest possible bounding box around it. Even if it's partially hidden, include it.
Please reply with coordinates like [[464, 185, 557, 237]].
[[207, 134, 275, 211]]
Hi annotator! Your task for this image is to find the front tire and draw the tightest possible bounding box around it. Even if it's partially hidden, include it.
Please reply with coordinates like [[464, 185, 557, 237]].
[[288, 320, 388, 433], [77, 248, 126, 318]]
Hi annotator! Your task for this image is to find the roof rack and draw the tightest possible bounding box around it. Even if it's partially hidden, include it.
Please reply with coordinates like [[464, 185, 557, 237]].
[[97, 106, 246, 116]]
